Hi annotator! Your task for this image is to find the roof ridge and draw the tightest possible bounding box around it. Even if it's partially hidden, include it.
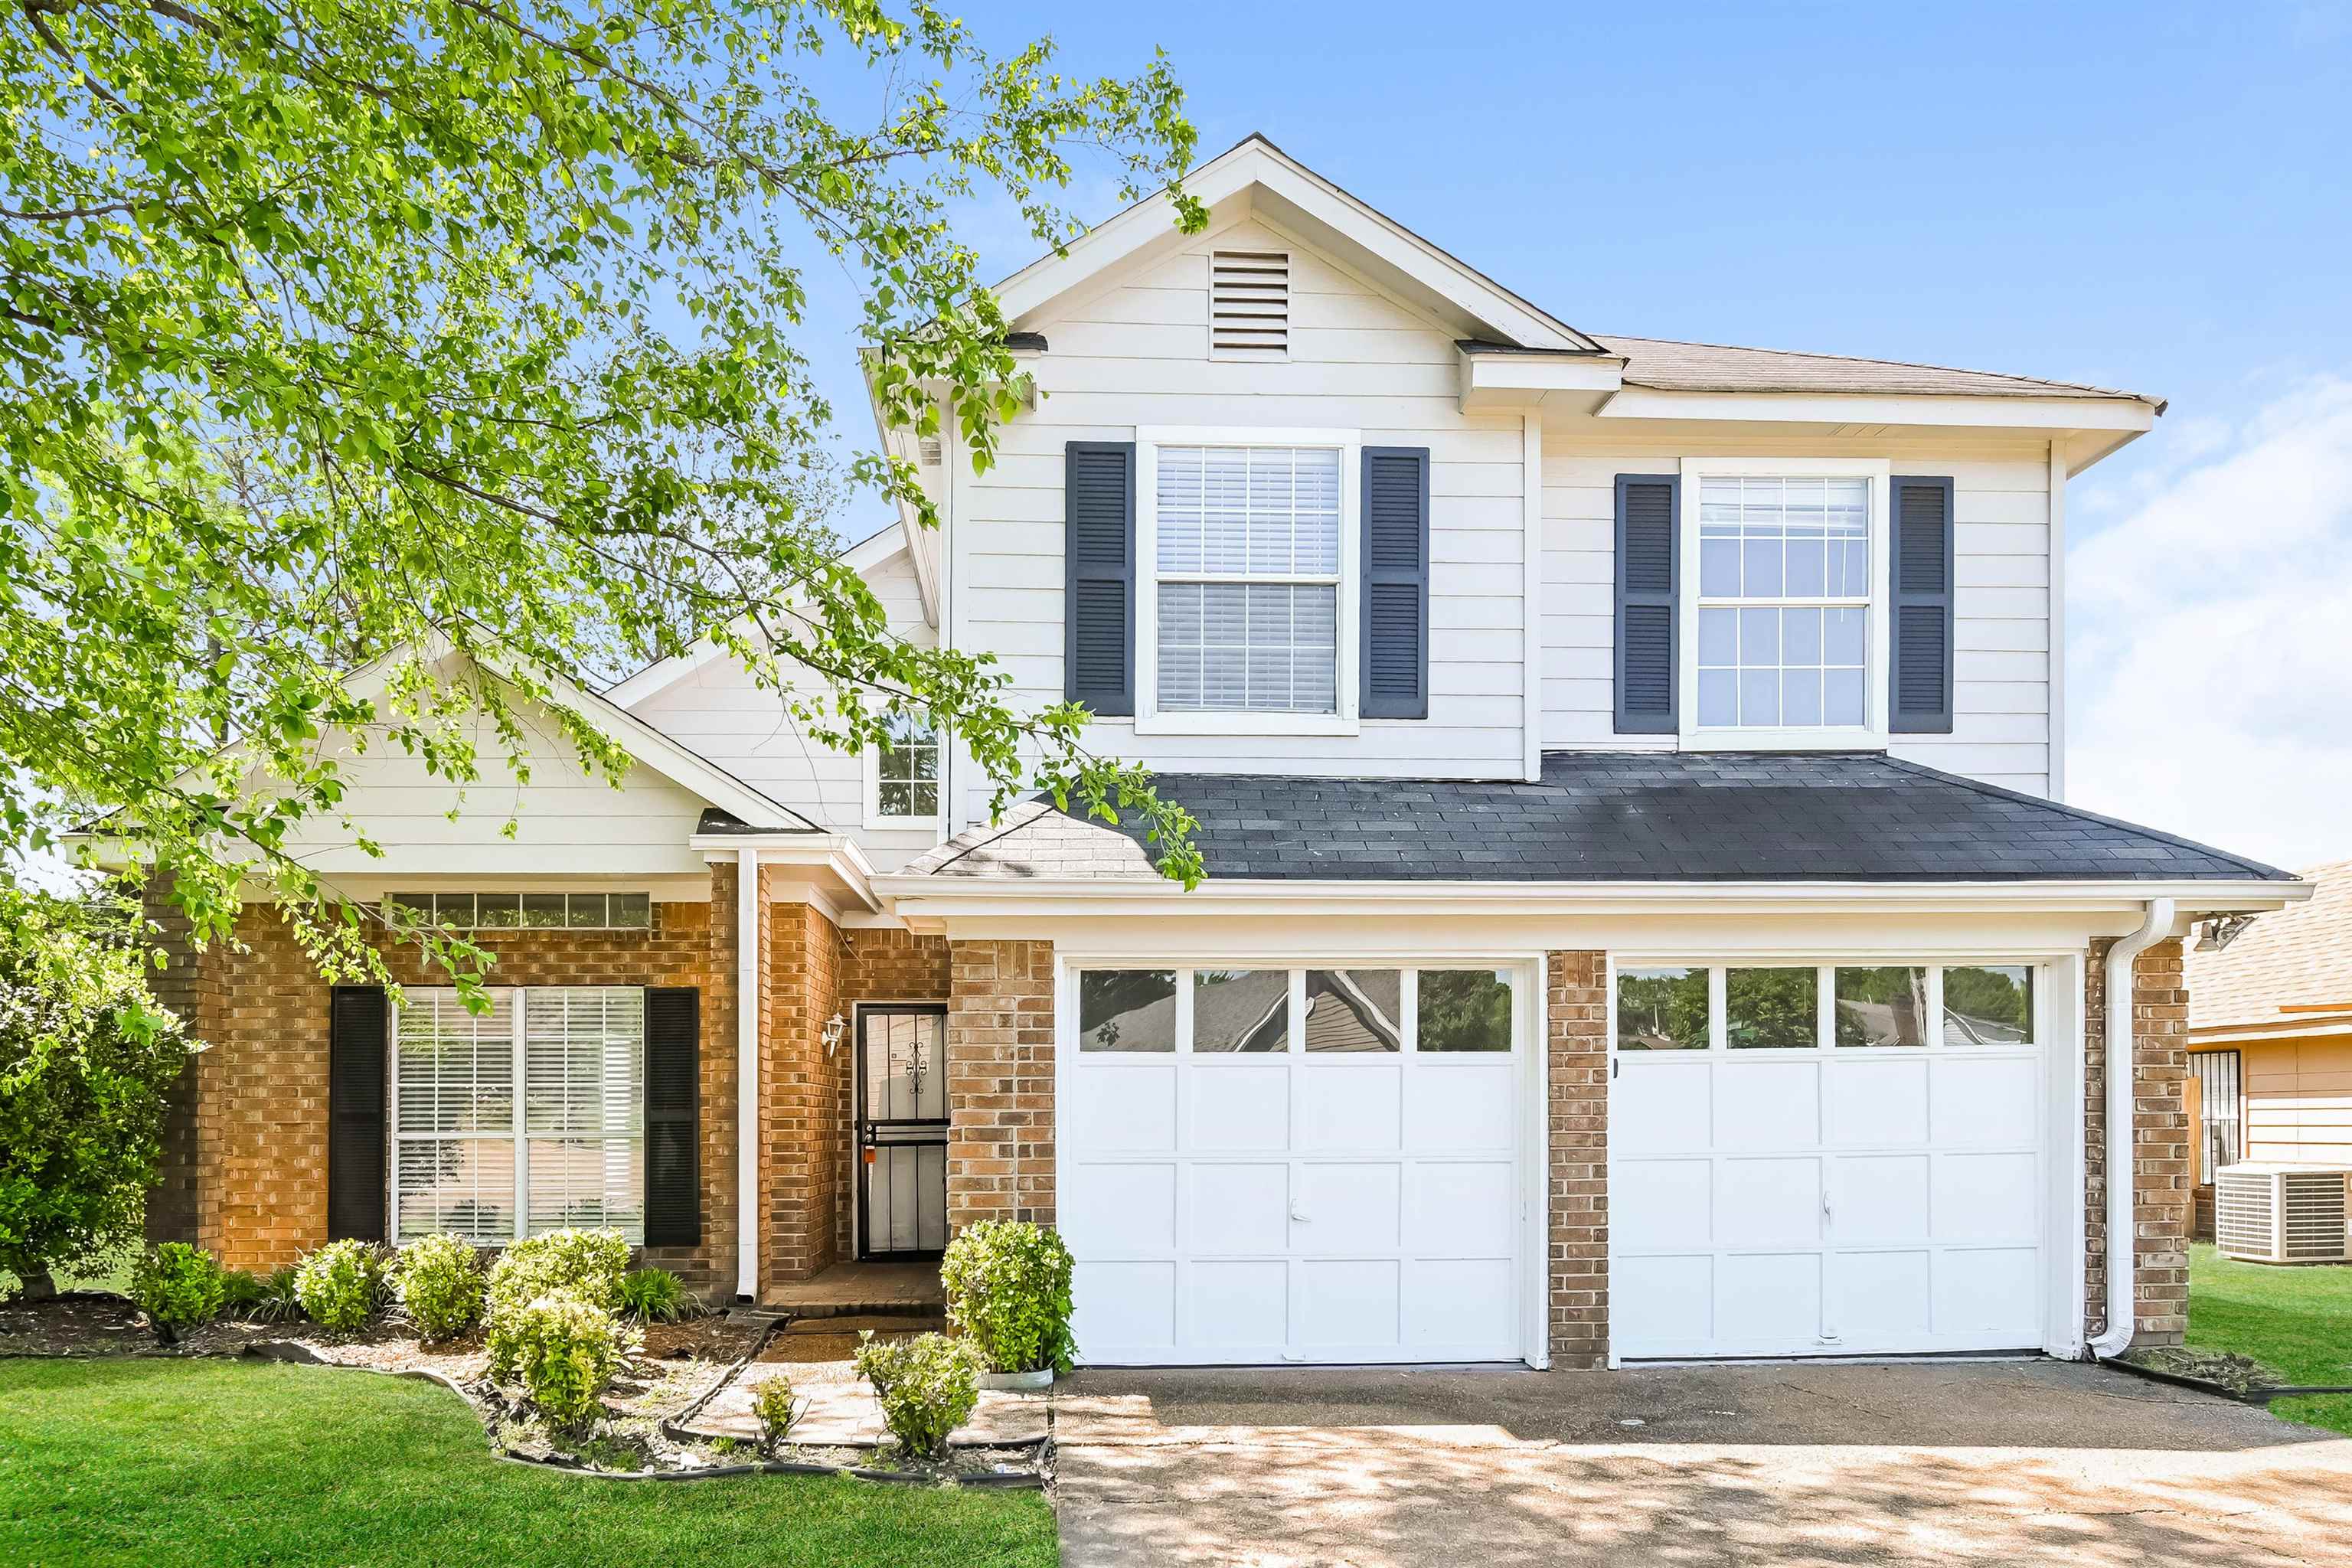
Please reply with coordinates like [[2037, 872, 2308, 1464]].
[[1868, 755, 2291, 880], [905, 799, 1053, 877], [1592, 331, 2149, 402]]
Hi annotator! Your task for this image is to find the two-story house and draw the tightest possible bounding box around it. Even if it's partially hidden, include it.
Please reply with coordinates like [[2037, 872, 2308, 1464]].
[[129, 136, 2307, 1370]]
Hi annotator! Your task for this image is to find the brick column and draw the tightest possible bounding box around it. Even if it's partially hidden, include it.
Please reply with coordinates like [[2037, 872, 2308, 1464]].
[[1547, 951, 1609, 1368], [2084, 937, 2191, 1346], [946, 939, 1055, 1230], [763, 900, 845, 1291]]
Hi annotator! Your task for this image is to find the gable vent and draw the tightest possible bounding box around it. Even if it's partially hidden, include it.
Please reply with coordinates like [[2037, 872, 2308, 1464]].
[[917, 436, 944, 466], [1211, 250, 1289, 358]]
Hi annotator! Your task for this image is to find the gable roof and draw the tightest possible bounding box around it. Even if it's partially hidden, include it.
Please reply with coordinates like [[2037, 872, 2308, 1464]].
[[2189, 857, 2352, 1031], [898, 752, 2290, 886], [992, 133, 1605, 354]]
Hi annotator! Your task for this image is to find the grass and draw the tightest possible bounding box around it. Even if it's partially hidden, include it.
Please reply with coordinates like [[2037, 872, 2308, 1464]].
[[2187, 1241, 2352, 1436], [0, 1358, 1057, 1567]]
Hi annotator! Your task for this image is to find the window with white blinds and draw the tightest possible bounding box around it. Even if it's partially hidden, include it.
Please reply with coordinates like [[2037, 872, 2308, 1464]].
[[1153, 445, 1342, 713], [391, 986, 645, 1244]]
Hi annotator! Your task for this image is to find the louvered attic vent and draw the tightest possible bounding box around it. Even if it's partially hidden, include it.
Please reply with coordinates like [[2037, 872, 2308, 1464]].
[[1211, 250, 1289, 358]]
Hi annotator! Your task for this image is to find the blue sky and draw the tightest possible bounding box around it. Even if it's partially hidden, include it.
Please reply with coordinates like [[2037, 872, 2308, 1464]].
[[792, 1, 2352, 864]]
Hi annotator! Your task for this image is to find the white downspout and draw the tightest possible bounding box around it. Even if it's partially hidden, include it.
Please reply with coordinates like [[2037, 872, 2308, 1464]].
[[2089, 895, 2174, 1358], [736, 846, 760, 1302]]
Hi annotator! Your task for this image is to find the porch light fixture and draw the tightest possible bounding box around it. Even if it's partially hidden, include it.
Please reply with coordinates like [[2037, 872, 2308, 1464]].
[[822, 1012, 847, 1056], [2196, 913, 2257, 951]]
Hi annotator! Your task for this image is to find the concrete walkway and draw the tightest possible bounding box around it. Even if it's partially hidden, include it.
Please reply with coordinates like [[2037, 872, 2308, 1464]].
[[1051, 1361, 2352, 1567]]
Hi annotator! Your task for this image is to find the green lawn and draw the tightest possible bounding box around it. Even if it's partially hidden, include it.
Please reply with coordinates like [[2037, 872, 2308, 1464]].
[[0, 1358, 1056, 1567], [2187, 1241, 2352, 1436]]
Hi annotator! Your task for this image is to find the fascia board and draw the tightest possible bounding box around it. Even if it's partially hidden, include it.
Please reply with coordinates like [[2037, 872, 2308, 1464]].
[[1596, 387, 2161, 433]]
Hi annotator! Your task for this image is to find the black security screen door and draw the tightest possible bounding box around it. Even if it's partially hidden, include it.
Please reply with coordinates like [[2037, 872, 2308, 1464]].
[[857, 1006, 949, 1260]]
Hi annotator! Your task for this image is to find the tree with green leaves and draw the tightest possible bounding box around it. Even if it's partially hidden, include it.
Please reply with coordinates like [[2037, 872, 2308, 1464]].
[[0, 886, 195, 1296], [2, 0, 1206, 989]]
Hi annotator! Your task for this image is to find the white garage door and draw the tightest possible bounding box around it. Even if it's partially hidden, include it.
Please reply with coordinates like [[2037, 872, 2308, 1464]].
[[1061, 965, 1530, 1365], [1612, 961, 2049, 1359]]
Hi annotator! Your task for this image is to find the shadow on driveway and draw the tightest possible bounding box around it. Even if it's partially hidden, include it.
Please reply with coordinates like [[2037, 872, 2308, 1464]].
[[1051, 1361, 2352, 1566]]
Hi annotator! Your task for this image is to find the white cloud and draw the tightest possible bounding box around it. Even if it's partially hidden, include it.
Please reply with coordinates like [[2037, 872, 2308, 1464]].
[[2066, 377, 2352, 872]]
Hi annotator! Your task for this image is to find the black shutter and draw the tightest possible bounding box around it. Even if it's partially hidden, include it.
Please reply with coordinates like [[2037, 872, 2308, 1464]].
[[1361, 446, 1431, 719], [1064, 441, 1135, 717], [1890, 476, 1955, 733], [326, 986, 387, 1243], [1614, 474, 1680, 733], [642, 987, 701, 1247]]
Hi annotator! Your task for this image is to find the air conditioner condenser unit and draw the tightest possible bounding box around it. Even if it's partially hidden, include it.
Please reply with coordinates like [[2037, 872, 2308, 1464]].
[[2215, 1164, 2352, 1264]]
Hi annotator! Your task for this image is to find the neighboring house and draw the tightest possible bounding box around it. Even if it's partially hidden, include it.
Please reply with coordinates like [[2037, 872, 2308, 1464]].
[[2188, 859, 2352, 1174], [113, 135, 2311, 1371]]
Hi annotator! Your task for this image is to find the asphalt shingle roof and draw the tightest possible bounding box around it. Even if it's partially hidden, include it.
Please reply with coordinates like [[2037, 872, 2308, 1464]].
[[901, 753, 2289, 885], [2187, 857, 2352, 1030]]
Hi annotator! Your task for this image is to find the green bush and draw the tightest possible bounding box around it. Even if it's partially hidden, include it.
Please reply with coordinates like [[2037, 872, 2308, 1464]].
[[940, 1220, 1076, 1374], [249, 1264, 305, 1323], [395, 1233, 487, 1340], [749, 1374, 799, 1449], [854, 1331, 981, 1462], [128, 1242, 228, 1338], [616, 1266, 691, 1322], [495, 1290, 626, 1429], [292, 1240, 385, 1331], [485, 1228, 627, 1325]]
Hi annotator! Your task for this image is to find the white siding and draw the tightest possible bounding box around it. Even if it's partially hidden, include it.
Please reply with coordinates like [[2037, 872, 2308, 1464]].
[[959, 217, 1530, 814], [270, 694, 712, 880], [1538, 435, 2054, 796], [628, 544, 946, 871]]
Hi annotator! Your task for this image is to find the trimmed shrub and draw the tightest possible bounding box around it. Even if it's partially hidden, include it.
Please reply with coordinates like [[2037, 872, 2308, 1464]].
[[495, 1291, 626, 1429], [485, 1228, 627, 1325], [749, 1374, 799, 1449], [396, 1233, 487, 1340], [293, 1239, 386, 1331], [940, 1220, 1076, 1374], [249, 1264, 305, 1324], [616, 1265, 691, 1322], [129, 1242, 228, 1340], [854, 1331, 981, 1462]]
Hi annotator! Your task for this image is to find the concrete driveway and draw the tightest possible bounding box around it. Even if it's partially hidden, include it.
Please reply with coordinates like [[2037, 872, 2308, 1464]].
[[1050, 1360, 2352, 1566]]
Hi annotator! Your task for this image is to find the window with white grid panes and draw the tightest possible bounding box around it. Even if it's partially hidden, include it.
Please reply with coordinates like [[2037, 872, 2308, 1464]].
[[1694, 476, 1872, 730], [1153, 445, 1342, 714]]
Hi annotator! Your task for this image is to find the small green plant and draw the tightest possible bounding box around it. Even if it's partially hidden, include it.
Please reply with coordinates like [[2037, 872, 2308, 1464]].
[[396, 1233, 487, 1340], [128, 1242, 228, 1341], [854, 1331, 981, 1462], [495, 1290, 626, 1430], [221, 1268, 264, 1312], [749, 1374, 799, 1449], [247, 1264, 305, 1324], [708, 1433, 743, 1458], [940, 1220, 1076, 1375], [485, 1227, 628, 1324], [293, 1240, 386, 1331], [615, 1266, 691, 1323]]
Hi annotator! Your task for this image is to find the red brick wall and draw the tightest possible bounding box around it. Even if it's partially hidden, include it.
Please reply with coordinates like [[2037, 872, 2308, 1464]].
[[2084, 937, 2192, 1345], [149, 871, 741, 1292], [763, 901, 844, 1290], [945, 939, 1055, 1230], [1547, 952, 1609, 1369]]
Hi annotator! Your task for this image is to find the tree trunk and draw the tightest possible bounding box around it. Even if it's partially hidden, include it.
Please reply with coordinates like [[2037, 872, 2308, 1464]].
[[15, 1269, 57, 1301]]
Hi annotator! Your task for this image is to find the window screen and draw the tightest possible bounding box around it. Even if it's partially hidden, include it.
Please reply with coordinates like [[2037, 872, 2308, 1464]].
[[1155, 446, 1341, 713]]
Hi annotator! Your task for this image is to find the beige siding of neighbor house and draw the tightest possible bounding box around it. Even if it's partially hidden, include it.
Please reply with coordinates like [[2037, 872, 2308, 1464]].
[[2243, 1034, 2352, 1165], [1538, 436, 2054, 796], [959, 214, 1531, 804], [627, 545, 945, 871]]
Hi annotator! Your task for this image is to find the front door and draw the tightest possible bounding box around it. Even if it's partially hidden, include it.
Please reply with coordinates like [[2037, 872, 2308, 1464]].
[[857, 1005, 949, 1259]]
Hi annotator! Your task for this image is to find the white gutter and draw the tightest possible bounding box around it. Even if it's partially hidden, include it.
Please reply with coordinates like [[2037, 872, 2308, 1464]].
[[735, 845, 760, 1302], [2090, 895, 2174, 1360]]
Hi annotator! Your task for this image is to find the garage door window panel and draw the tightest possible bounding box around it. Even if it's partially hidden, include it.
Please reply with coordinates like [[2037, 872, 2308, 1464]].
[[1304, 970, 1401, 1052], [1942, 965, 2035, 1046], [1416, 969, 1514, 1053], [1726, 967, 1819, 1050], [1617, 966, 1710, 1051], [1079, 970, 1178, 1053], [1834, 966, 1930, 1047], [1192, 969, 1292, 1054]]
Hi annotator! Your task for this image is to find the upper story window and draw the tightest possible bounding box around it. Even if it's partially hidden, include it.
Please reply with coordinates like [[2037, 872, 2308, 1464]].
[[1137, 429, 1361, 736], [865, 712, 941, 829], [1678, 459, 1890, 746]]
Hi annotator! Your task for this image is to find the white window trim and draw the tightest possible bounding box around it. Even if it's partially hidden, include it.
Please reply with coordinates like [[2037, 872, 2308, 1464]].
[[1133, 425, 1361, 737], [387, 985, 648, 1246], [1675, 456, 1892, 751], [861, 718, 944, 833]]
